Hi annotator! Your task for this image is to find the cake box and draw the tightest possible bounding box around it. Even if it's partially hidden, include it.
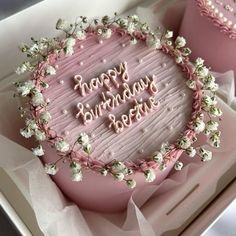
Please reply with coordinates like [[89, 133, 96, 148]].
[[0, 0, 236, 235]]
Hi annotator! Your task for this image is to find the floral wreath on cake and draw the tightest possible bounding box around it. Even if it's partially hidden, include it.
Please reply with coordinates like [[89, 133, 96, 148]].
[[14, 14, 222, 188]]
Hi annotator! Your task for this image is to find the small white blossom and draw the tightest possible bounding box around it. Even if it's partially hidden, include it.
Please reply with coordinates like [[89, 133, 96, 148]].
[[195, 57, 204, 67], [102, 28, 113, 38], [20, 127, 34, 138], [186, 79, 196, 90], [35, 130, 46, 141], [165, 30, 173, 39], [185, 146, 196, 157], [56, 18, 68, 30], [64, 37, 76, 47], [40, 111, 51, 124], [130, 37, 137, 45], [70, 161, 81, 171], [129, 15, 139, 22], [182, 48, 192, 56], [76, 30, 86, 40], [31, 91, 44, 106], [196, 66, 209, 77], [77, 133, 89, 146], [55, 140, 70, 152], [146, 35, 161, 49], [15, 80, 35, 97], [144, 169, 156, 182], [126, 179, 136, 189], [71, 170, 83, 182], [201, 95, 212, 109], [114, 172, 125, 181], [178, 136, 191, 149], [209, 106, 223, 117], [175, 36, 186, 48], [175, 161, 183, 170], [152, 151, 163, 164], [198, 147, 212, 161], [112, 161, 126, 174], [176, 56, 183, 64], [26, 119, 38, 130], [127, 22, 136, 33], [160, 142, 170, 154], [83, 144, 92, 154], [192, 118, 205, 133], [45, 65, 56, 75], [100, 168, 108, 176], [15, 62, 32, 75], [32, 145, 44, 156], [65, 46, 74, 56], [45, 163, 59, 175], [209, 131, 221, 148], [206, 120, 219, 131]]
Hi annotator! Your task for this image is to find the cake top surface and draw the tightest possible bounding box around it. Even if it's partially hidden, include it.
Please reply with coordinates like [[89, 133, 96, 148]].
[[15, 14, 222, 187], [196, 0, 236, 38]]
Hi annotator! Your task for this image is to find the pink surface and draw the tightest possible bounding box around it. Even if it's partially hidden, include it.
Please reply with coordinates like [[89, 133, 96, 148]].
[[179, 0, 236, 75]]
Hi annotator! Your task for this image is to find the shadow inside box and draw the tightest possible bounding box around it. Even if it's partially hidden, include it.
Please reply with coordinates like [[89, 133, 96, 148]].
[[0, 206, 21, 236], [0, 0, 43, 20]]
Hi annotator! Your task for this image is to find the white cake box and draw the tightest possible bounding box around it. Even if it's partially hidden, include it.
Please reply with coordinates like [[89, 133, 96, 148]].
[[0, 0, 236, 235]]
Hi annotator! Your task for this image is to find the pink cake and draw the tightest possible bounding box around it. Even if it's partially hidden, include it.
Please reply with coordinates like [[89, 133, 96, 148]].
[[15, 15, 222, 212], [179, 0, 236, 76]]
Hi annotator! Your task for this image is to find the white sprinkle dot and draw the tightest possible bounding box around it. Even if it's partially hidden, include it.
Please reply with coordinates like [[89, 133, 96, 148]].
[[227, 21, 232, 26], [59, 80, 64, 85], [121, 43, 126, 47], [99, 39, 103, 44], [79, 61, 84, 66], [139, 98, 143, 103], [138, 59, 143, 64], [46, 98, 50, 103], [233, 24, 236, 29], [164, 82, 169, 88], [168, 125, 173, 131], [218, 12, 223, 18], [101, 58, 107, 63], [85, 103, 90, 108], [142, 128, 148, 133], [161, 62, 167, 68], [55, 65, 59, 69], [62, 109, 68, 115], [223, 17, 227, 22], [79, 45, 84, 49], [63, 130, 70, 136], [138, 149, 144, 154], [90, 133, 95, 138]]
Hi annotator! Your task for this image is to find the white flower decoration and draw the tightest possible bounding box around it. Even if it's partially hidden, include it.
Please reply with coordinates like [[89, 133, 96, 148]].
[[65, 37, 76, 47], [206, 120, 219, 131], [56, 18, 68, 30], [35, 130, 46, 141], [31, 91, 44, 106], [195, 57, 204, 67], [100, 168, 108, 176], [192, 118, 205, 133], [175, 56, 183, 64], [83, 144, 92, 154], [165, 30, 173, 39], [175, 161, 183, 171], [45, 65, 56, 75], [76, 30, 86, 40], [186, 79, 196, 90], [126, 179, 136, 189], [26, 119, 38, 130], [196, 66, 209, 77], [201, 95, 212, 109], [15, 62, 32, 75], [159, 163, 167, 171], [209, 131, 221, 148], [198, 147, 212, 162], [185, 146, 196, 158], [114, 172, 125, 181], [71, 170, 83, 182], [55, 140, 70, 152], [146, 35, 161, 49], [15, 80, 35, 97], [45, 163, 59, 175], [152, 151, 163, 164], [20, 127, 34, 138], [178, 136, 191, 149], [209, 106, 223, 117], [65, 46, 74, 56], [32, 145, 44, 156], [70, 161, 81, 171], [77, 133, 89, 146], [144, 169, 156, 182], [112, 161, 126, 174], [175, 36, 186, 48], [39, 111, 51, 124]]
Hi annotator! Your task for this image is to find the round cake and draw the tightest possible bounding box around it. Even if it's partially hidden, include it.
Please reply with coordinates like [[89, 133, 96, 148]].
[[14, 15, 222, 212], [179, 0, 236, 76]]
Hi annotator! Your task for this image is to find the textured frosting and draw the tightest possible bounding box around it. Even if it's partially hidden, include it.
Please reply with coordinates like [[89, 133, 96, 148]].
[[43, 33, 192, 163], [196, 0, 236, 39]]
